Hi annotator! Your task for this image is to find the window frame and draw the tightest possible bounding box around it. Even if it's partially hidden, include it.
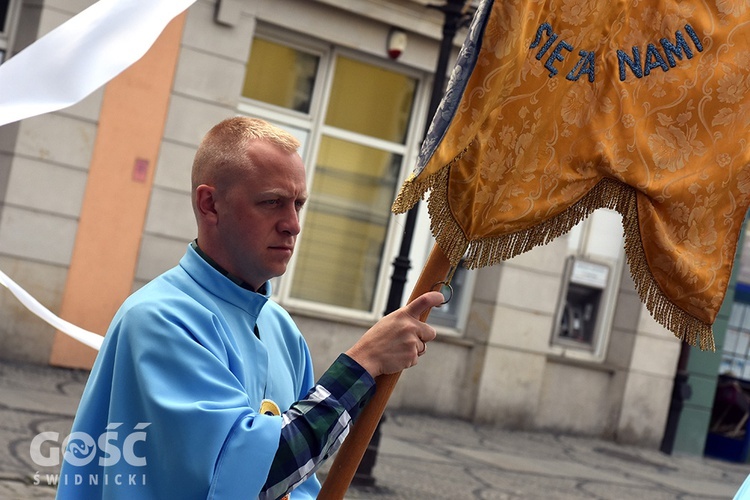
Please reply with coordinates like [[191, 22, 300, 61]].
[[237, 30, 330, 160], [239, 27, 430, 322], [407, 205, 476, 335], [426, 260, 476, 333]]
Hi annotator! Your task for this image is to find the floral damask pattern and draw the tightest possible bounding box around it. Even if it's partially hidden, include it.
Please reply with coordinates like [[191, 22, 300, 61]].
[[393, 0, 750, 349]]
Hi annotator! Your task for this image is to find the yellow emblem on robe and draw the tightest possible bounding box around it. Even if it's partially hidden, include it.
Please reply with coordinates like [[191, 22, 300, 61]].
[[259, 399, 281, 416]]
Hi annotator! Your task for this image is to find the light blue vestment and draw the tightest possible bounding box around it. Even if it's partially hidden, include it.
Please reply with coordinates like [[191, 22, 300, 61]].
[[57, 245, 319, 499], [737, 474, 750, 500]]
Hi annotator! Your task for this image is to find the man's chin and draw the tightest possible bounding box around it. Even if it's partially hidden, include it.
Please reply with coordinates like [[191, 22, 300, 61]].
[[268, 262, 290, 280]]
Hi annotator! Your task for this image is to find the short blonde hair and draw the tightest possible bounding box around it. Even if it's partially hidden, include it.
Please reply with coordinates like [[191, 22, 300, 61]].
[[191, 116, 300, 194]]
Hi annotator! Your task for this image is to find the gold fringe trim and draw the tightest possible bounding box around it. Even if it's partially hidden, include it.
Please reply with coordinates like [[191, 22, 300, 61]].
[[393, 165, 716, 351]]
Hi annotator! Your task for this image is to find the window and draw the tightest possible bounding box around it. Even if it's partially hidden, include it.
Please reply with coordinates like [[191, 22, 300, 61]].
[[427, 261, 474, 330], [408, 201, 476, 332], [242, 37, 319, 114], [0, 0, 19, 64], [0, 0, 9, 32], [240, 32, 424, 317], [720, 296, 750, 380], [291, 137, 402, 310]]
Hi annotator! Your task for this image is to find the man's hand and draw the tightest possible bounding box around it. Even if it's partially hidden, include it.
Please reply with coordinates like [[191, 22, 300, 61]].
[[345, 291, 444, 378]]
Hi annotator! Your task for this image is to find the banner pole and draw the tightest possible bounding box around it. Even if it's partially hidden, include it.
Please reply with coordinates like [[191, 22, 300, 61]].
[[319, 244, 452, 499]]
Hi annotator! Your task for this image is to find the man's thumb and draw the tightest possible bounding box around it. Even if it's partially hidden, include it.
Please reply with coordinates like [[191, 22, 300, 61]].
[[405, 291, 445, 319]]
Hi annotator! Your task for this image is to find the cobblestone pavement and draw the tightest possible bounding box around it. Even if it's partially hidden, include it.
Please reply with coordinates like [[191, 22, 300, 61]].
[[1, 360, 748, 499], [0, 361, 86, 499], [319, 413, 749, 499]]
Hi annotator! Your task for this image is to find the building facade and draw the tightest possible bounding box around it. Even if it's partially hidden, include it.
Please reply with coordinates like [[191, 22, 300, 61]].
[[0, 0, 734, 453]]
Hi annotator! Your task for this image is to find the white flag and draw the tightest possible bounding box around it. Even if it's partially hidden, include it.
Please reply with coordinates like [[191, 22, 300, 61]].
[[0, 269, 103, 350], [0, 0, 198, 348], [0, 0, 196, 127]]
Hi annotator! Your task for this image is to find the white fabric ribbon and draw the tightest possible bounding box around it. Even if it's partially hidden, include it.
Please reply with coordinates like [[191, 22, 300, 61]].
[[0, 0, 198, 349], [0, 269, 103, 351], [0, 0, 196, 127]]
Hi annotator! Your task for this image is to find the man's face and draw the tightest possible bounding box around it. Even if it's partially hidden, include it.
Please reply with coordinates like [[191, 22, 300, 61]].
[[214, 140, 307, 290]]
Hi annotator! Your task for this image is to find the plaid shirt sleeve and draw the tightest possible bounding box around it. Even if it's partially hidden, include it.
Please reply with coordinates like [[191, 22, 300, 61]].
[[259, 353, 376, 500]]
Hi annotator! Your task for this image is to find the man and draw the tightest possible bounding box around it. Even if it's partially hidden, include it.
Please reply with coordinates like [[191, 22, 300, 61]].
[[56, 117, 442, 499]]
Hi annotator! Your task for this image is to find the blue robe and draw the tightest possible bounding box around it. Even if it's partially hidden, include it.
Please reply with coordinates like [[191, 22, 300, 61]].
[[736, 474, 750, 499], [57, 245, 320, 499]]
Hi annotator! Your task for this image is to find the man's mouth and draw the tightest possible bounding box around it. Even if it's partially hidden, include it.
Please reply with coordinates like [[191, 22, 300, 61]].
[[270, 245, 294, 253]]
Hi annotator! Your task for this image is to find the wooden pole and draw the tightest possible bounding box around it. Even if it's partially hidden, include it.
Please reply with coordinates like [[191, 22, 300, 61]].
[[319, 244, 453, 499]]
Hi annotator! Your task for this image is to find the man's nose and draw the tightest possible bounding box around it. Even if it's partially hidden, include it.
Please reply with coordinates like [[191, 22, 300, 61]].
[[279, 206, 301, 235]]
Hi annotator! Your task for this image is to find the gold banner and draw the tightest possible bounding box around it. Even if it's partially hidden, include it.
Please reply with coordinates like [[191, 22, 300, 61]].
[[394, 0, 750, 350]]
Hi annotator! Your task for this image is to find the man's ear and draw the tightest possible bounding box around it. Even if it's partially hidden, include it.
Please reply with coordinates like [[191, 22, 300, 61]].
[[195, 185, 219, 225]]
